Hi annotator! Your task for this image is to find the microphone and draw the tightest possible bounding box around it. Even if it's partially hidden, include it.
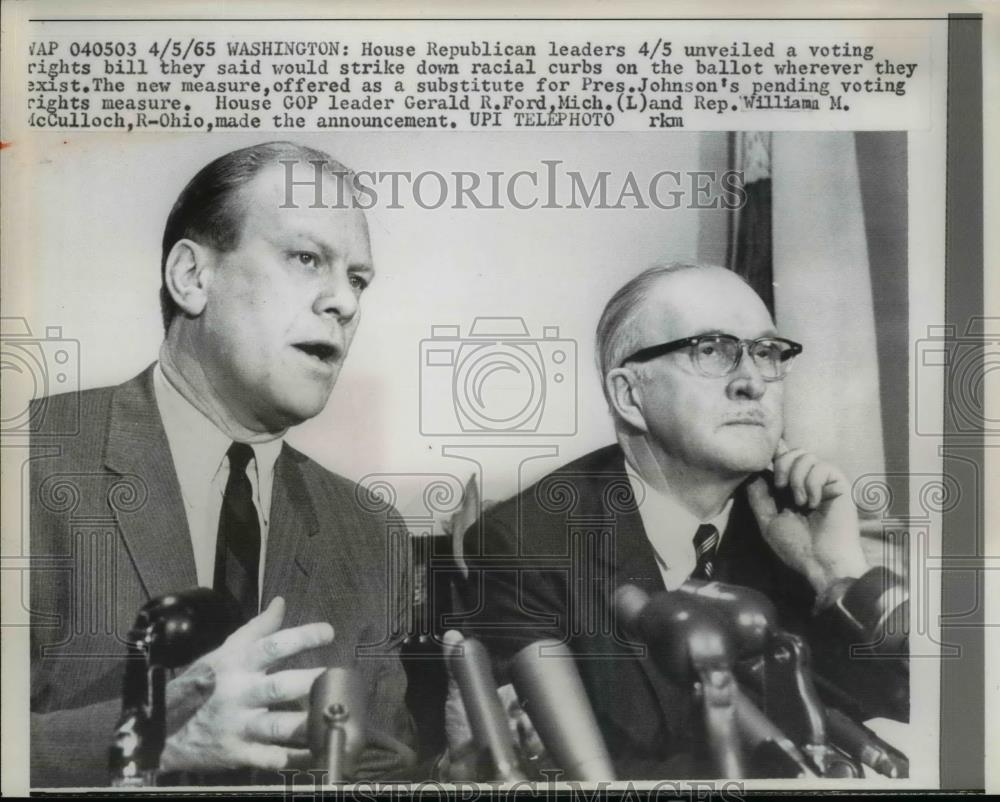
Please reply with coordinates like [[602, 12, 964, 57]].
[[133, 588, 245, 668], [615, 585, 826, 778], [510, 639, 616, 782], [110, 588, 243, 786], [614, 586, 736, 682], [652, 583, 905, 778], [308, 666, 367, 782], [442, 631, 527, 782], [673, 583, 855, 775], [825, 706, 908, 778], [614, 586, 744, 777], [731, 686, 820, 777], [680, 583, 891, 777], [677, 580, 776, 657]]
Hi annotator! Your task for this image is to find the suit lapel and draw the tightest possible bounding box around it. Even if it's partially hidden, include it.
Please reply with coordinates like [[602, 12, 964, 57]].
[[102, 365, 198, 599], [610, 506, 667, 600], [589, 447, 666, 599], [261, 446, 319, 618], [576, 448, 684, 741]]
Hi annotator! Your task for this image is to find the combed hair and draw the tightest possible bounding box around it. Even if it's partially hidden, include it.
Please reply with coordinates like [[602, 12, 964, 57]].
[[159, 141, 352, 330], [595, 262, 737, 404]]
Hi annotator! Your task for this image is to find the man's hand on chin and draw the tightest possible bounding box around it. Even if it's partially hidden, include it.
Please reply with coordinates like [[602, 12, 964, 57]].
[[746, 439, 869, 595]]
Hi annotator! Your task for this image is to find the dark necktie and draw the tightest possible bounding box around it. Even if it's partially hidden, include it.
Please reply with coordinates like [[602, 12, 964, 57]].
[[213, 442, 260, 623], [690, 523, 720, 581]]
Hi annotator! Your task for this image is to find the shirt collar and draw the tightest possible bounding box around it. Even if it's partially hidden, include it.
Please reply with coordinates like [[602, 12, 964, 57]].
[[623, 457, 733, 564], [152, 362, 283, 512]]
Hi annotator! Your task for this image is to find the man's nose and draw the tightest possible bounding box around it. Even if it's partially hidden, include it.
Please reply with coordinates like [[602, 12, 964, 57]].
[[726, 346, 767, 400], [313, 266, 359, 322]]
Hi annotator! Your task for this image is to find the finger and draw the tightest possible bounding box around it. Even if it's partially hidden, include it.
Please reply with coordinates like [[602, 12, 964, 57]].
[[775, 437, 790, 458], [237, 742, 303, 771], [247, 622, 335, 671], [512, 706, 546, 760], [821, 466, 851, 499], [241, 668, 327, 708], [804, 463, 830, 509], [787, 454, 819, 507], [772, 448, 806, 487], [225, 596, 286, 649], [285, 748, 322, 771], [746, 476, 778, 530], [243, 710, 310, 747]]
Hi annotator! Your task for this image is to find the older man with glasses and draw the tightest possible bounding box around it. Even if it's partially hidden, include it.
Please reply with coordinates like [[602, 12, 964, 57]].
[[457, 262, 875, 778]]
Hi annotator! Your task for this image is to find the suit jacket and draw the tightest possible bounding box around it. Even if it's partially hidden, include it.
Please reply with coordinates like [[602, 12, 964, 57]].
[[29, 366, 412, 787], [458, 444, 817, 779]]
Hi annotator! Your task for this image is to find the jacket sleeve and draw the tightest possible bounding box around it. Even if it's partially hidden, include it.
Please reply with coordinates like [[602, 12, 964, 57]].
[[457, 511, 569, 681], [353, 504, 417, 780], [30, 702, 122, 787]]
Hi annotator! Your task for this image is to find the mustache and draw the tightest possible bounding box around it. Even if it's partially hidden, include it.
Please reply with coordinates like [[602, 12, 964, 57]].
[[721, 409, 769, 425]]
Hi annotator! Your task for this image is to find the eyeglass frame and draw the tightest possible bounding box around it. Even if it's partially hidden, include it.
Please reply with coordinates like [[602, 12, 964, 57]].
[[618, 333, 804, 380]]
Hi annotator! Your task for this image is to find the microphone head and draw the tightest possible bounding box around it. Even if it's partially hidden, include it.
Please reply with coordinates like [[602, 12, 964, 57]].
[[622, 591, 735, 682], [308, 666, 368, 762], [511, 640, 616, 781], [678, 580, 776, 656], [136, 588, 244, 668], [613, 584, 651, 631]]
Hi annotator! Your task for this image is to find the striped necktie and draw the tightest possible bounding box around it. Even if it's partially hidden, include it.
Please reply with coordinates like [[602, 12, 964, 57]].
[[690, 523, 720, 581]]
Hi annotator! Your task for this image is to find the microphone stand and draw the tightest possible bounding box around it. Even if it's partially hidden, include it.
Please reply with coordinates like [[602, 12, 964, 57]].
[[738, 648, 908, 778], [109, 634, 163, 787], [308, 666, 419, 784], [683, 622, 746, 778], [108, 589, 243, 787], [321, 704, 350, 783], [693, 664, 745, 778], [678, 579, 907, 778], [761, 630, 858, 777], [618, 584, 822, 779]]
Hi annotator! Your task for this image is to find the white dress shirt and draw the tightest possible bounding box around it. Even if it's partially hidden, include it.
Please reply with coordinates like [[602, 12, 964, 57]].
[[152, 363, 283, 603], [623, 459, 734, 590]]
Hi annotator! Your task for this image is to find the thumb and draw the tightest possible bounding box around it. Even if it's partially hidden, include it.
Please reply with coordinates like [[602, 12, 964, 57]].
[[165, 662, 216, 735], [746, 476, 778, 531]]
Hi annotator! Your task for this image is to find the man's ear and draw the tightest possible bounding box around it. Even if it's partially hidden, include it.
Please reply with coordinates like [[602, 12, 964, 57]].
[[163, 239, 212, 318], [606, 367, 649, 433]]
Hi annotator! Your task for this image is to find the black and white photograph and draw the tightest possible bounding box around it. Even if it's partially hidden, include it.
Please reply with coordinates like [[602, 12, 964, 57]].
[[0, 2, 992, 796]]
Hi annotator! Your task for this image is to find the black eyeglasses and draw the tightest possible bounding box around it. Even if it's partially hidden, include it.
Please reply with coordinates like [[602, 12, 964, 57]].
[[619, 334, 803, 381]]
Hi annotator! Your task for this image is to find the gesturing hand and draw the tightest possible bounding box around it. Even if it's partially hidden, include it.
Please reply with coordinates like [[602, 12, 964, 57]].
[[746, 439, 868, 595], [159, 596, 334, 773]]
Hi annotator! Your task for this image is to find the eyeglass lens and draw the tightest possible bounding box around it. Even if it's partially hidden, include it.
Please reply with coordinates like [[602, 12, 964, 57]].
[[693, 337, 793, 378]]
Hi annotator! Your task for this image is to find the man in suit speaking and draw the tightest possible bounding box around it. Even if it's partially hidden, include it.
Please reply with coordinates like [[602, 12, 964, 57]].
[[30, 142, 410, 786], [459, 262, 877, 777]]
